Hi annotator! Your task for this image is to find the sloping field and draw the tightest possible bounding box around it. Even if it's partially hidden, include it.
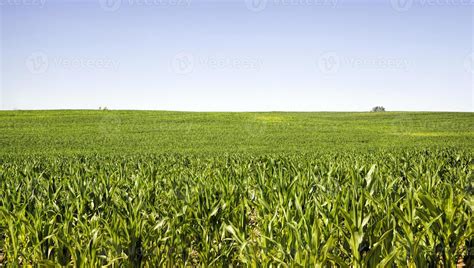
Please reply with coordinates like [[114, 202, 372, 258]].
[[0, 111, 472, 155]]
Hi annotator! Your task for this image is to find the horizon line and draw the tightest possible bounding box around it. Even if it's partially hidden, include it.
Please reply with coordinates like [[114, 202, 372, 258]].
[[0, 109, 472, 113]]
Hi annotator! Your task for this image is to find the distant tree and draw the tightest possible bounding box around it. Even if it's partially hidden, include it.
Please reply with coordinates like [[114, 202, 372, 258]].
[[371, 106, 386, 112]]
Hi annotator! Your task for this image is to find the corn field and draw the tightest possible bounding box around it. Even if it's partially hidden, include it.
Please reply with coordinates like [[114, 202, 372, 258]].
[[0, 150, 472, 266]]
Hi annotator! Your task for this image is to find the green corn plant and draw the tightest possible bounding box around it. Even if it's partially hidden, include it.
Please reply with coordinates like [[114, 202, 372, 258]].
[[0, 150, 472, 266]]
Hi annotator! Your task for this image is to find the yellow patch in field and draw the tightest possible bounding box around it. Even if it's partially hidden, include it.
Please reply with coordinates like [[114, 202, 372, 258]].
[[408, 132, 443, 137], [255, 115, 286, 123], [407, 132, 464, 137]]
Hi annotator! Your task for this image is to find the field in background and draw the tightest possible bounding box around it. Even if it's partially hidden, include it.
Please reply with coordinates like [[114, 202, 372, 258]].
[[0, 110, 472, 155], [0, 111, 472, 266]]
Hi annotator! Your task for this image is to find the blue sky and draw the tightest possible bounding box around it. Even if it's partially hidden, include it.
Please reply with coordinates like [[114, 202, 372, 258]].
[[1, 0, 473, 111]]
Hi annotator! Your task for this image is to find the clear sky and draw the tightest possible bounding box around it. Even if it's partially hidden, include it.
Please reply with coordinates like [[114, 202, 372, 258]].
[[1, 0, 473, 111]]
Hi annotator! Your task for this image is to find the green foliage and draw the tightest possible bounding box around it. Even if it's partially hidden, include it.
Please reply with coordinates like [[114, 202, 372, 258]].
[[0, 111, 472, 265], [0, 150, 472, 266], [371, 106, 386, 112]]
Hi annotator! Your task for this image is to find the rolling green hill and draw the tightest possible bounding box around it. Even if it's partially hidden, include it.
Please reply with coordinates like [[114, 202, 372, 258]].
[[0, 110, 472, 155]]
